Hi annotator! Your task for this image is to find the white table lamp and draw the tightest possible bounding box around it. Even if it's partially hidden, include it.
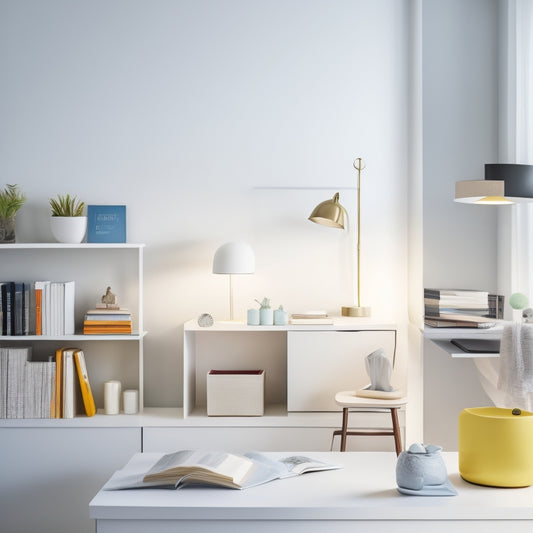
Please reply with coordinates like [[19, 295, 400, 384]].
[[213, 241, 255, 320]]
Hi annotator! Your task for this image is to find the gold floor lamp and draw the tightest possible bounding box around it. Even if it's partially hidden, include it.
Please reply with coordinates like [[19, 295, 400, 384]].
[[308, 157, 371, 317]]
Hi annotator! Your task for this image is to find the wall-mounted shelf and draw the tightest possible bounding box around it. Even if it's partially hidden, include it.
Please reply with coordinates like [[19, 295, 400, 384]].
[[424, 324, 504, 358]]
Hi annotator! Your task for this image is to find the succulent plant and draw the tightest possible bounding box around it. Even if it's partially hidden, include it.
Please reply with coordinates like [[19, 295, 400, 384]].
[[0, 184, 26, 219], [50, 194, 85, 217]]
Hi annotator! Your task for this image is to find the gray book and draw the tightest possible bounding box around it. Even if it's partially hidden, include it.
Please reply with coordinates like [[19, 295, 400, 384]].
[[0, 347, 8, 417], [7, 347, 31, 418]]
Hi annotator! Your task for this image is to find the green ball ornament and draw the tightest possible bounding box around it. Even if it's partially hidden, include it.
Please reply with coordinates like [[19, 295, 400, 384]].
[[510, 292, 529, 310]]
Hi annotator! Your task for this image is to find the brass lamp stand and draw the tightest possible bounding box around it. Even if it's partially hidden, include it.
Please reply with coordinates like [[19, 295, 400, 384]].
[[308, 157, 371, 317]]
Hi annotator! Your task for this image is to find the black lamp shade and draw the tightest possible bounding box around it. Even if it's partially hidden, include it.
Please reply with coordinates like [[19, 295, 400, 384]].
[[485, 164, 533, 198]]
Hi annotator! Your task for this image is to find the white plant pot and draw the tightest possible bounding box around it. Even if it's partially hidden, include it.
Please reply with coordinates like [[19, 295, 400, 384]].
[[50, 216, 87, 244]]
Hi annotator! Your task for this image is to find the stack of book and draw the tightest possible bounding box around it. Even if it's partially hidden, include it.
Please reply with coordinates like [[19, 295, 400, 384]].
[[0, 280, 75, 336], [424, 288, 504, 328], [83, 308, 132, 334], [289, 311, 334, 325], [0, 346, 95, 418]]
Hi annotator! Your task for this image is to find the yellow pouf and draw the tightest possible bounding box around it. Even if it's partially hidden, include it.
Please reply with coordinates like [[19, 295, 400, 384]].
[[459, 407, 533, 487]]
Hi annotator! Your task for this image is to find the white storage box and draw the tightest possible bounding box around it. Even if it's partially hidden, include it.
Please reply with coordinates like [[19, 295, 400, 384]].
[[207, 370, 265, 416]]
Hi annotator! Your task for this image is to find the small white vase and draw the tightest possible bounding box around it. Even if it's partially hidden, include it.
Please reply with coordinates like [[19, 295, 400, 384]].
[[50, 216, 87, 244]]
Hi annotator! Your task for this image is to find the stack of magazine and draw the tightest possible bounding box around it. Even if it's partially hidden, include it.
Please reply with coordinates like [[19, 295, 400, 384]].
[[424, 288, 504, 328]]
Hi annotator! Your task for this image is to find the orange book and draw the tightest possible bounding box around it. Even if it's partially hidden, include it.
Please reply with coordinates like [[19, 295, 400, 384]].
[[74, 350, 96, 417], [84, 329, 132, 334], [35, 288, 42, 335], [83, 320, 131, 326]]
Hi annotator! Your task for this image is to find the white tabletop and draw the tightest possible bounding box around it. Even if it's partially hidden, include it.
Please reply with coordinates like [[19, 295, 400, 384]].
[[90, 451, 533, 522]]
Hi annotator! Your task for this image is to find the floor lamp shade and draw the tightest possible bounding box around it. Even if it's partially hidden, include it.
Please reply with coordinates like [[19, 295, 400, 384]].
[[213, 242, 255, 320], [308, 193, 346, 229]]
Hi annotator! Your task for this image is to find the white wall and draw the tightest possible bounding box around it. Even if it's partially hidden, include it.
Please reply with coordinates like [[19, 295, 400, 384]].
[[422, 0, 500, 449], [0, 1, 411, 407]]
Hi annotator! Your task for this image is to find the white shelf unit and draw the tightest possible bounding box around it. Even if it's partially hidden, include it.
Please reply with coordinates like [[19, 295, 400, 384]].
[[0, 242, 146, 414], [183, 318, 398, 418]]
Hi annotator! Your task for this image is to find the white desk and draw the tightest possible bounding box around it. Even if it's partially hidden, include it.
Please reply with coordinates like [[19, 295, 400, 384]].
[[90, 451, 533, 532]]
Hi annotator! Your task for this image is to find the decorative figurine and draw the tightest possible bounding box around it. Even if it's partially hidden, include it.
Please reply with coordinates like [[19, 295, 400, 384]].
[[523, 308, 533, 323], [396, 443, 457, 496], [197, 313, 214, 327], [96, 286, 120, 309]]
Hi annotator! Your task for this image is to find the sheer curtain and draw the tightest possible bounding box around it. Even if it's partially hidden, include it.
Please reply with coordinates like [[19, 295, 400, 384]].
[[475, 0, 533, 406]]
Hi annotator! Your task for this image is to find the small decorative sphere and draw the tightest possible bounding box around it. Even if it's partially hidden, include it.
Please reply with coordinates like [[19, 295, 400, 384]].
[[197, 313, 214, 327], [510, 293, 529, 310]]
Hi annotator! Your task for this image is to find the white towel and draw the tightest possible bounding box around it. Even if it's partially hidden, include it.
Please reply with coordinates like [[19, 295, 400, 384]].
[[497, 323, 533, 410]]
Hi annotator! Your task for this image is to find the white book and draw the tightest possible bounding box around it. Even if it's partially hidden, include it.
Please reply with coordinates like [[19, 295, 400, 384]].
[[63, 281, 75, 335], [42, 361, 55, 419], [62, 349, 76, 419], [23, 362, 36, 419], [50, 282, 61, 336]]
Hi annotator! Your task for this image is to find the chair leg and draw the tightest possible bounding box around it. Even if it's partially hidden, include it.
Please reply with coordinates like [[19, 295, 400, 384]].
[[390, 407, 402, 456], [340, 407, 349, 452]]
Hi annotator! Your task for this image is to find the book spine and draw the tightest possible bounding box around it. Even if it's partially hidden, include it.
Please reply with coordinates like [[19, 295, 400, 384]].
[[2, 283, 14, 336], [0, 347, 7, 417], [13, 282, 23, 336], [23, 282, 31, 335], [35, 286, 42, 335]]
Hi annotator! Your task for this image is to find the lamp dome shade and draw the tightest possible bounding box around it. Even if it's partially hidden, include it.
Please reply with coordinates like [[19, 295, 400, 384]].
[[213, 242, 255, 274], [308, 192, 346, 228]]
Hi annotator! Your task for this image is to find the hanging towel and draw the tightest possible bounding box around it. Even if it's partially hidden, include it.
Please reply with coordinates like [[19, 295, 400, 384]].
[[497, 322, 533, 410]]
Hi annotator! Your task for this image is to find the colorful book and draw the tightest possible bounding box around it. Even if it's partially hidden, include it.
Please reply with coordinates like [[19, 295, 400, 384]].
[[34, 284, 43, 335], [74, 350, 96, 417]]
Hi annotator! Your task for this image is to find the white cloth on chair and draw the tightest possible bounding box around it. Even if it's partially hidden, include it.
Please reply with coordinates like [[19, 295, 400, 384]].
[[355, 348, 402, 400], [497, 322, 533, 411], [365, 348, 394, 392]]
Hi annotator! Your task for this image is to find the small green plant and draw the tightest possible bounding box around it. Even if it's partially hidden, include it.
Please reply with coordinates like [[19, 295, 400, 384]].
[[0, 184, 26, 219], [50, 194, 85, 217]]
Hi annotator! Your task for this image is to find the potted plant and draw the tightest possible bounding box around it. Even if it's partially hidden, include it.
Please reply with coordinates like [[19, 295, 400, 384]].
[[0, 184, 26, 243], [49, 193, 87, 243]]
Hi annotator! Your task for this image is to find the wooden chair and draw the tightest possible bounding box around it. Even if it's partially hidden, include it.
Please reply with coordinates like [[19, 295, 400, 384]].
[[332, 392, 407, 455]]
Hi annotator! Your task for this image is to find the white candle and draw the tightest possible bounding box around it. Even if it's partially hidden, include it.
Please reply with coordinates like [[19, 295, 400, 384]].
[[104, 380, 122, 415], [123, 389, 138, 414]]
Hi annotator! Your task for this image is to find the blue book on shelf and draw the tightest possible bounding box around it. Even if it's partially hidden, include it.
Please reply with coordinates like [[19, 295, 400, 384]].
[[87, 205, 127, 243]]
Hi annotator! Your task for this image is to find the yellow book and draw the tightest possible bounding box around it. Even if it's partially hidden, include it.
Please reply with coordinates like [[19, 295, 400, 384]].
[[74, 350, 96, 417], [54, 348, 64, 418]]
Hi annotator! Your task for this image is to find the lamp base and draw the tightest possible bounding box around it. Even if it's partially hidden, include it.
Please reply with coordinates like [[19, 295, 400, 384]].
[[341, 305, 371, 317]]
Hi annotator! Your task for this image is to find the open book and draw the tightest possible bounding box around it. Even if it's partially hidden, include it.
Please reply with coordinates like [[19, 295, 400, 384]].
[[105, 450, 342, 490]]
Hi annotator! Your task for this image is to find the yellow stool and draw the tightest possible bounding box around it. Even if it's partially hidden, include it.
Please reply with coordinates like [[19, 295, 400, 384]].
[[459, 406, 533, 487]]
